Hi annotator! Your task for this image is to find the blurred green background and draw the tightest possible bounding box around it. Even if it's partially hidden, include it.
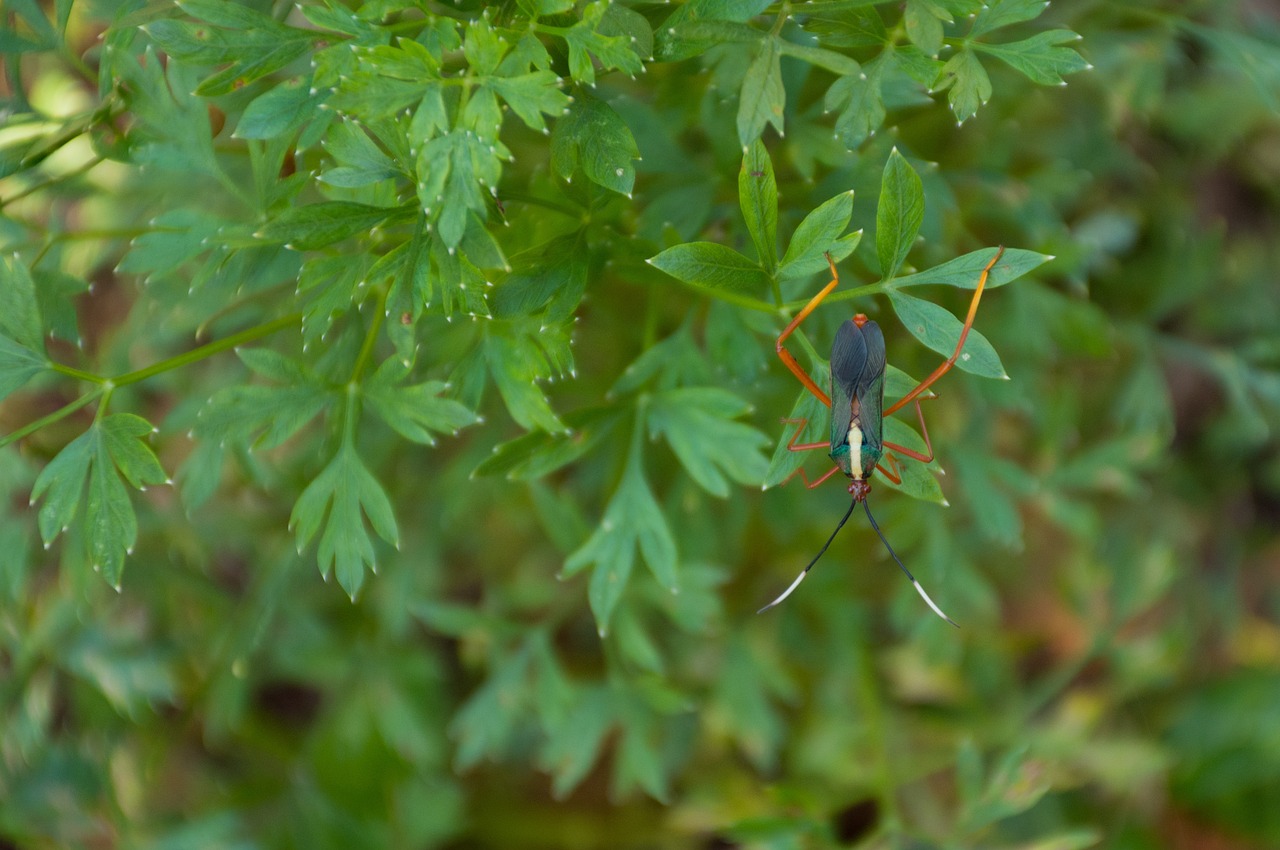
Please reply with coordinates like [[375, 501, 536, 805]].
[[2, 1, 1280, 848]]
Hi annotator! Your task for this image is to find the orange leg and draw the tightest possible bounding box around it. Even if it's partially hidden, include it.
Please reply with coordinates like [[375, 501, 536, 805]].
[[781, 417, 829, 453], [776, 253, 838, 410], [883, 246, 1004, 418], [876, 454, 903, 485], [881, 397, 935, 464]]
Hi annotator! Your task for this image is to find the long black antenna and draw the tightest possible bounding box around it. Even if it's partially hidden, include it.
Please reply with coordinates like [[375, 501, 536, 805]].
[[757, 497, 858, 613], [862, 499, 958, 627]]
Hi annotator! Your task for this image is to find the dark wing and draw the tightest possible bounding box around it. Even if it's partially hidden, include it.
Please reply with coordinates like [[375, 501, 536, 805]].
[[828, 319, 868, 452], [855, 321, 886, 469]]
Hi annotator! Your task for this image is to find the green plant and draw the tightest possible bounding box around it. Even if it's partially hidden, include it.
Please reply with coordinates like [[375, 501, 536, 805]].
[[3, 1, 1280, 848]]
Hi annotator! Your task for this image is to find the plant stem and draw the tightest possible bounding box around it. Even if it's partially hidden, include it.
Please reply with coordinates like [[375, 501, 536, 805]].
[[0, 392, 99, 448], [111, 314, 301, 387]]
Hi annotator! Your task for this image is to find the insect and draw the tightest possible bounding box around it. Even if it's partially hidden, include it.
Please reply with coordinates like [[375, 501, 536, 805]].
[[760, 247, 1006, 623]]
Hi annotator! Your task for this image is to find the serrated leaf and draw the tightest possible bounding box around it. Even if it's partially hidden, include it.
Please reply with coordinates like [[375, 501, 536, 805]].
[[653, 0, 772, 62], [197, 353, 329, 449], [290, 443, 399, 598], [563, 434, 678, 634], [550, 93, 639, 196], [0, 335, 47, 402], [973, 30, 1089, 86], [318, 119, 401, 187], [484, 325, 567, 434], [934, 48, 991, 123], [100, 414, 167, 490], [491, 236, 588, 320], [563, 1, 645, 85], [255, 202, 397, 251], [969, 0, 1050, 38], [779, 191, 859, 278], [31, 429, 94, 545], [648, 243, 770, 299], [888, 247, 1050, 290], [0, 255, 44, 352], [363, 360, 479, 445], [888, 290, 1007, 379], [904, 0, 946, 57], [876, 149, 925, 279], [739, 140, 778, 271], [647, 388, 770, 498], [738, 36, 785, 145], [825, 59, 886, 148], [417, 130, 505, 248], [541, 685, 613, 798], [489, 71, 570, 133], [451, 645, 532, 770], [473, 407, 622, 480], [87, 445, 135, 587], [235, 76, 325, 140], [776, 40, 862, 76]]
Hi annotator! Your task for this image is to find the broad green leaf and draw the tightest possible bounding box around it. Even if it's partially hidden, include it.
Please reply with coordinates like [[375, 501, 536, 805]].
[[318, 119, 401, 187], [100, 414, 167, 490], [564, 434, 678, 634], [255, 202, 397, 251], [491, 236, 588, 320], [878, 416, 945, 503], [904, 0, 947, 57], [290, 442, 399, 598], [825, 57, 886, 148], [599, 3, 654, 61], [888, 290, 1007, 379], [973, 30, 1090, 86], [472, 407, 622, 480], [0, 335, 47, 402], [648, 243, 770, 299], [738, 36, 785, 145], [775, 41, 862, 76], [804, 7, 887, 49], [763, 384, 830, 490], [489, 71, 570, 133], [484, 326, 568, 434], [463, 15, 506, 76], [779, 191, 859, 278], [550, 93, 639, 196], [876, 149, 925, 280], [196, 352, 329, 449], [417, 130, 505, 248], [646, 388, 770, 498], [739, 140, 778, 271], [563, 1, 644, 84], [934, 48, 991, 123], [0, 255, 44, 351], [888, 247, 1051, 290], [234, 76, 324, 140], [363, 360, 479, 445], [31, 429, 94, 545], [969, 0, 1050, 38], [653, 0, 772, 62]]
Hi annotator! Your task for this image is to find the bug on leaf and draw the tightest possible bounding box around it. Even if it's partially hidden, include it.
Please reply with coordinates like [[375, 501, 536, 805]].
[[760, 247, 1006, 623]]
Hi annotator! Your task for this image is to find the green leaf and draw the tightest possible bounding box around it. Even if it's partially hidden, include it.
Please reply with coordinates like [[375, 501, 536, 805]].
[[31, 429, 94, 546], [775, 40, 861, 76], [550, 93, 639, 196], [738, 36, 785, 145], [779, 190, 860, 278], [290, 442, 399, 599], [255, 202, 397, 251], [904, 0, 947, 57], [100, 414, 168, 490], [563, 1, 645, 85], [0, 254, 44, 352], [878, 417, 945, 503], [739, 140, 778, 271], [563, 433, 678, 634], [318, 119, 401, 187], [934, 48, 991, 123], [489, 71, 570, 133], [763, 384, 830, 490], [648, 243, 771, 300], [196, 351, 330, 449], [0, 335, 47, 402], [887, 247, 1051, 290], [452, 645, 532, 769], [825, 58, 886, 148], [973, 30, 1090, 86], [888, 290, 1008, 379], [969, 0, 1050, 39], [417, 130, 505, 248], [541, 685, 614, 799], [234, 75, 324, 140], [363, 360, 480, 445], [646, 388, 770, 498], [472, 407, 622, 480], [876, 149, 925, 279], [654, 0, 772, 62], [483, 324, 568, 434]]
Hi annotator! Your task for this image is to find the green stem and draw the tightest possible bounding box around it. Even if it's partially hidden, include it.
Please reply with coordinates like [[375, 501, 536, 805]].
[[784, 281, 883, 311], [50, 362, 105, 384], [0, 155, 106, 210], [497, 191, 581, 219], [0, 392, 99, 448], [111, 314, 301, 387], [351, 291, 387, 382]]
